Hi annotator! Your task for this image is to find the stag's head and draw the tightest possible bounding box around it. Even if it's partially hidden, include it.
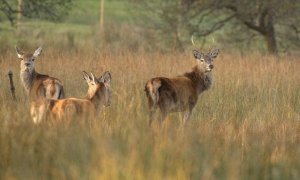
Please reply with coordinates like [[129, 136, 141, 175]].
[[16, 47, 42, 74], [82, 71, 112, 107], [193, 49, 220, 73]]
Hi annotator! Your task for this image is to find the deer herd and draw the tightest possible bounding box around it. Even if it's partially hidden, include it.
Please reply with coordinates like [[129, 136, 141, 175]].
[[15, 45, 220, 127]]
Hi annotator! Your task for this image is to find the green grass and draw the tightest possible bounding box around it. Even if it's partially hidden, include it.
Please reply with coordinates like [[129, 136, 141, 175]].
[[0, 0, 137, 52], [66, 0, 101, 25], [66, 0, 134, 25]]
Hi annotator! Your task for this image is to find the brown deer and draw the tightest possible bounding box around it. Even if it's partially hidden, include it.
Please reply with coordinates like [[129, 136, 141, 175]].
[[16, 46, 65, 100], [30, 71, 112, 124], [145, 49, 220, 127]]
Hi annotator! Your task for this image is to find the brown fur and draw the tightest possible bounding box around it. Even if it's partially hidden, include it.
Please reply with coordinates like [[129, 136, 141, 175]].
[[30, 71, 111, 124], [16, 47, 65, 100], [49, 80, 56, 97], [50, 83, 107, 119], [28, 72, 64, 100], [145, 49, 219, 127]]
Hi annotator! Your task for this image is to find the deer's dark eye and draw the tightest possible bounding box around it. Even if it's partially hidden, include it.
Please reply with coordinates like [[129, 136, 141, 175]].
[[32, 59, 35, 61]]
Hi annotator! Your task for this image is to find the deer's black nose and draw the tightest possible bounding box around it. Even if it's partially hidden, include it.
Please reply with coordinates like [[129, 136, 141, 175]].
[[209, 65, 214, 69]]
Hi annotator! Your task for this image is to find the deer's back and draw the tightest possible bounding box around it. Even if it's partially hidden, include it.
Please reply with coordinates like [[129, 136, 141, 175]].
[[51, 98, 95, 119], [154, 76, 198, 112], [29, 74, 64, 100]]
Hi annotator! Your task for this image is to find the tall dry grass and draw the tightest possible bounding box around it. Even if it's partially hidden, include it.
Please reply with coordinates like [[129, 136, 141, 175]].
[[0, 49, 299, 179]]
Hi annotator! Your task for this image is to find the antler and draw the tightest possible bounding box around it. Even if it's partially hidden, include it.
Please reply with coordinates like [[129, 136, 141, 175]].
[[191, 35, 196, 47], [191, 35, 201, 51]]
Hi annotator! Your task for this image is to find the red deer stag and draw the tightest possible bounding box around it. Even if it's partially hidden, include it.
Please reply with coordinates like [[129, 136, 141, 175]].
[[145, 49, 220, 127]]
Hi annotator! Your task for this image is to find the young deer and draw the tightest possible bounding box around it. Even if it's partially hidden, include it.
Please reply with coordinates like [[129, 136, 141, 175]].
[[145, 49, 220, 127], [16, 46, 65, 100], [30, 71, 112, 124]]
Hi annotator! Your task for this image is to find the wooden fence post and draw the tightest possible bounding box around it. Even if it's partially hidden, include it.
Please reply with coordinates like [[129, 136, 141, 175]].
[[8, 70, 16, 100]]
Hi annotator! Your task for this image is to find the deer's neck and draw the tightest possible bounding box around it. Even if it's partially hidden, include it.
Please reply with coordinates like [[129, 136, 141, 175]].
[[184, 66, 213, 94], [86, 85, 104, 114], [20, 69, 37, 93]]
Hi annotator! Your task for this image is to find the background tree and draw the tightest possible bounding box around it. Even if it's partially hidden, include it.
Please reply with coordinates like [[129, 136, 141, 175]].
[[131, 0, 190, 51], [191, 0, 300, 54], [100, 0, 105, 33], [0, 0, 73, 27], [132, 0, 300, 54]]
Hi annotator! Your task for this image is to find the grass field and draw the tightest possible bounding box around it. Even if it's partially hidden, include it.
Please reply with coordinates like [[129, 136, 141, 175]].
[[0, 49, 299, 179], [0, 0, 139, 53]]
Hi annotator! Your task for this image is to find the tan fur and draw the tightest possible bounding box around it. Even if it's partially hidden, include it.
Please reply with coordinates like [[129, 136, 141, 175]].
[[146, 79, 161, 105], [145, 49, 220, 127], [16, 47, 65, 100], [50, 98, 96, 121], [30, 71, 111, 124]]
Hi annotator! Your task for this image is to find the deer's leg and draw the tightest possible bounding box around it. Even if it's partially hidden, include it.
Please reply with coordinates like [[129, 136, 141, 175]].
[[182, 102, 195, 127], [182, 99, 197, 126], [182, 109, 191, 125], [30, 104, 40, 124], [30, 100, 47, 124], [158, 109, 168, 129], [148, 107, 157, 127], [178, 110, 191, 132]]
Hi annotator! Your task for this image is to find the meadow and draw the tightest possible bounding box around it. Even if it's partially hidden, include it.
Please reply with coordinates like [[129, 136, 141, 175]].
[[0, 48, 299, 179]]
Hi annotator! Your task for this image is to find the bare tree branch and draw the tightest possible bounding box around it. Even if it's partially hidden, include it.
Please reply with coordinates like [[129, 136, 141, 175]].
[[243, 21, 265, 34], [195, 14, 235, 36]]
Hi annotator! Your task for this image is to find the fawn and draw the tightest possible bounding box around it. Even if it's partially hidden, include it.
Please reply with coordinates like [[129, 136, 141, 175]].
[[30, 71, 111, 124]]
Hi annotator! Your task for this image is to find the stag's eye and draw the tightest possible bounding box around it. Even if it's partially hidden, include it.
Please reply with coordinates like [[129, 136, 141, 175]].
[[32, 59, 35, 61], [200, 59, 204, 62]]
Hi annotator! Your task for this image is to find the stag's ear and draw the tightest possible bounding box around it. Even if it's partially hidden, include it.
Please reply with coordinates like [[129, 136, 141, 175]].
[[33, 47, 42, 58], [15, 46, 24, 59], [99, 71, 111, 84], [193, 50, 203, 60], [82, 71, 91, 82], [209, 49, 220, 59], [90, 72, 97, 84]]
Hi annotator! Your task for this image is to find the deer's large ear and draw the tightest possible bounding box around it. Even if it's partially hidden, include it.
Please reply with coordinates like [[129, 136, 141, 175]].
[[90, 72, 97, 84], [193, 50, 203, 60], [209, 49, 220, 59], [15, 46, 24, 59], [82, 71, 91, 82], [99, 71, 111, 84], [33, 47, 42, 58]]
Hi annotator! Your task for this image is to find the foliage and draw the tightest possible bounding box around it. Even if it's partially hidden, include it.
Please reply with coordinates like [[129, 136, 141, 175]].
[[1, 0, 299, 53], [22, 0, 73, 21], [0, 0, 73, 26], [132, 0, 300, 54], [129, 0, 190, 51]]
